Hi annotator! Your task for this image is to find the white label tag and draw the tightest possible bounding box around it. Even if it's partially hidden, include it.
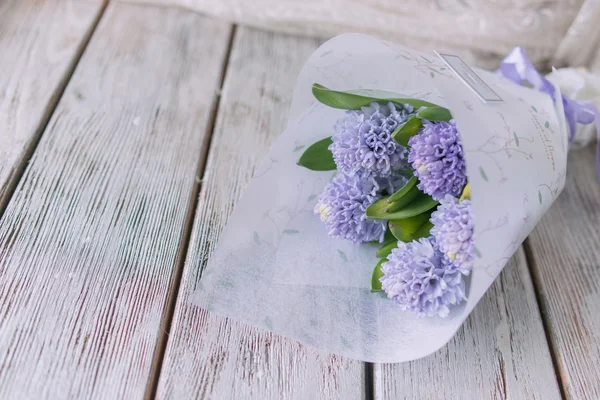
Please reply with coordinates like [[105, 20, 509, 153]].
[[434, 50, 503, 103]]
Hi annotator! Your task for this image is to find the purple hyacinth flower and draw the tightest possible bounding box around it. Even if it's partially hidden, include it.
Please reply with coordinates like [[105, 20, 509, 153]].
[[408, 120, 467, 201], [330, 102, 414, 178], [314, 173, 387, 244], [380, 237, 466, 318], [430, 195, 475, 273]]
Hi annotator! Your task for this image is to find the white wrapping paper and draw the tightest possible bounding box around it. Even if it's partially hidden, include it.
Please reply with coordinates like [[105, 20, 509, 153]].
[[191, 34, 567, 362]]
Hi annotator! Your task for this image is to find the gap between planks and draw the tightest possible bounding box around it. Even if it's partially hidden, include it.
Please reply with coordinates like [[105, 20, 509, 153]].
[[0, 0, 109, 218], [365, 362, 375, 400], [143, 25, 237, 400], [522, 239, 568, 399]]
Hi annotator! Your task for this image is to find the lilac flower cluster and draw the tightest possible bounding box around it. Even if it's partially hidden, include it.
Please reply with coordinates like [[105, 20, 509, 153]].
[[330, 102, 413, 178], [380, 238, 466, 318], [408, 120, 467, 201]]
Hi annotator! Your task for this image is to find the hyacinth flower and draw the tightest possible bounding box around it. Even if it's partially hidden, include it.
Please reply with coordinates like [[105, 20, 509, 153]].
[[314, 173, 386, 244], [430, 194, 475, 273], [329, 101, 413, 178], [380, 237, 466, 318], [408, 120, 468, 201]]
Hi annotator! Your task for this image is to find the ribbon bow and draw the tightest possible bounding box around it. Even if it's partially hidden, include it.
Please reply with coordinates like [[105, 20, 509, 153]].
[[498, 47, 600, 178]]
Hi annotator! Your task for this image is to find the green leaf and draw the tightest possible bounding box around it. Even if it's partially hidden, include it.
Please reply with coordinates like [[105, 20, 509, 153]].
[[377, 241, 398, 258], [298, 137, 336, 171], [429, 71, 435, 78], [532, 105, 537, 112], [413, 220, 433, 239], [389, 212, 432, 242], [365, 196, 391, 219], [474, 247, 482, 258], [311, 83, 439, 110], [392, 116, 423, 146], [337, 249, 348, 262], [371, 258, 386, 292], [384, 185, 420, 213], [388, 176, 417, 202], [383, 228, 395, 243], [513, 132, 520, 147], [375, 192, 438, 220], [479, 167, 488, 182], [417, 106, 452, 122], [367, 180, 423, 220], [545, 121, 550, 129]]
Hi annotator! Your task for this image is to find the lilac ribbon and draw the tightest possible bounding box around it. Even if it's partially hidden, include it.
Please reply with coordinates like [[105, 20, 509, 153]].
[[498, 47, 600, 178]]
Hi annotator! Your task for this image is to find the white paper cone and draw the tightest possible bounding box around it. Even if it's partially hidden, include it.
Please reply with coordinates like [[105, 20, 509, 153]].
[[191, 34, 567, 362]]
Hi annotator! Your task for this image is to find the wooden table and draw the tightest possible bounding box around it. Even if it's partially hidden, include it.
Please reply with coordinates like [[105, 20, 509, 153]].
[[0, 1, 598, 399]]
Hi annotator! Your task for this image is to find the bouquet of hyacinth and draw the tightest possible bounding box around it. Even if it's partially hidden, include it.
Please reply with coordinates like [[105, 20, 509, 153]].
[[298, 85, 473, 318], [192, 34, 597, 362]]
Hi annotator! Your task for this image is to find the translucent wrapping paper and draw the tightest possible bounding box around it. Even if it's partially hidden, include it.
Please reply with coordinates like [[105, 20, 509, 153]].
[[191, 34, 566, 362]]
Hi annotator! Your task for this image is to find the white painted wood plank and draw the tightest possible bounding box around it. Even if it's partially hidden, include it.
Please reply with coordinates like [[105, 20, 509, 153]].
[[527, 145, 600, 399], [0, 0, 104, 210], [156, 27, 367, 400], [0, 3, 231, 398], [374, 248, 562, 400]]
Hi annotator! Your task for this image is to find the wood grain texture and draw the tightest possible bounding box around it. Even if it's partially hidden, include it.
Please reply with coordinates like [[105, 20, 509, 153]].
[[0, 3, 231, 398], [527, 145, 600, 399], [374, 249, 562, 400], [0, 0, 104, 211], [155, 27, 366, 400]]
